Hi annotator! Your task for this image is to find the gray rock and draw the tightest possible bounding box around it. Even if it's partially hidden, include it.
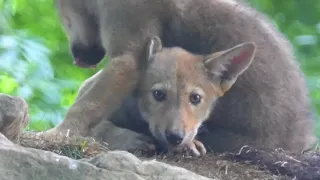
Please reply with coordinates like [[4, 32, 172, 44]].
[[0, 133, 214, 180], [0, 93, 29, 143]]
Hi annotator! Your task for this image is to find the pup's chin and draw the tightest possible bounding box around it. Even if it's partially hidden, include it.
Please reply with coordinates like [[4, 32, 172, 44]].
[[151, 129, 196, 155], [157, 130, 200, 155], [152, 135, 186, 155], [150, 131, 174, 154], [152, 135, 169, 154], [154, 139, 194, 155]]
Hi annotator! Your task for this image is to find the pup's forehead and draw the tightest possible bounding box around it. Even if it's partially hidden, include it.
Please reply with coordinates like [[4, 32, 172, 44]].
[[147, 47, 206, 85], [151, 47, 203, 73]]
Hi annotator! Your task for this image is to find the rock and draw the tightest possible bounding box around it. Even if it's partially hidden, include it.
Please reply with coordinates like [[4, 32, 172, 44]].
[[0, 133, 214, 180], [0, 93, 29, 143], [87, 151, 214, 180], [0, 132, 14, 146]]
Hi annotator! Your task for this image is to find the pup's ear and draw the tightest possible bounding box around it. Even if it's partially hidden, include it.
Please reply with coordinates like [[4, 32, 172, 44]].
[[147, 36, 163, 61], [203, 42, 256, 93]]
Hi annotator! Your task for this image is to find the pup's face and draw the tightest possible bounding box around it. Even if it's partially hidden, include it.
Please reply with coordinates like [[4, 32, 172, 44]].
[[56, 0, 105, 68], [138, 37, 256, 151]]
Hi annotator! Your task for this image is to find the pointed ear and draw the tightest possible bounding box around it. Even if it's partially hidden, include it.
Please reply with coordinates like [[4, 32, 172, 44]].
[[203, 42, 256, 93], [146, 36, 163, 62]]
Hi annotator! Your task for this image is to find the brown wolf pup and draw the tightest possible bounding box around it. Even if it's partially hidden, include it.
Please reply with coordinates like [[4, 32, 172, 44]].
[[139, 37, 257, 156], [49, 0, 316, 155], [89, 37, 315, 156]]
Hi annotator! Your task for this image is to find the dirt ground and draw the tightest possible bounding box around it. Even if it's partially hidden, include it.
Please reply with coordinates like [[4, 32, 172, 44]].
[[20, 132, 320, 180]]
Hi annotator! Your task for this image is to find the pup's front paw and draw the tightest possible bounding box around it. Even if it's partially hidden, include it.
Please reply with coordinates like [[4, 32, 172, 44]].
[[127, 134, 156, 154], [104, 129, 156, 154], [189, 139, 207, 156], [172, 139, 207, 157]]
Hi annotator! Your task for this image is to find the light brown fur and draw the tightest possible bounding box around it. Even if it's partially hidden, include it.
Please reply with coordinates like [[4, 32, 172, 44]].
[[47, 0, 317, 155], [134, 37, 257, 156], [47, 53, 143, 138]]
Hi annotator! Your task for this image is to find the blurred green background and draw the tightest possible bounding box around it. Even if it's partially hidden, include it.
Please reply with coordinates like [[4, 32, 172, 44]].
[[1, 0, 320, 136]]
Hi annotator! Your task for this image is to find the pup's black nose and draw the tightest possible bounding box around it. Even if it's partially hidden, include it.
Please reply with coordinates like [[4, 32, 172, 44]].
[[165, 130, 184, 145]]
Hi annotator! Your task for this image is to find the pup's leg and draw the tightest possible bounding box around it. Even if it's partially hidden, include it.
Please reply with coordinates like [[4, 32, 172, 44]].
[[80, 72, 156, 153], [76, 70, 103, 101], [90, 120, 155, 153], [46, 54, 140, 137]]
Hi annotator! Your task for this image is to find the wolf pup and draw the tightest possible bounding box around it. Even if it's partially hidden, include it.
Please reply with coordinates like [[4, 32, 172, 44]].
[[137, 37, 257, 156], [85, 36, 316, 157], [50, 0, 316, 155]]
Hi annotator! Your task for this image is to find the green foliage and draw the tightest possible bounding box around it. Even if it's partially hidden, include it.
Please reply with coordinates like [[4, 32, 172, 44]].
[[1, 0, 106, 130], [0, 0, 320, 135]]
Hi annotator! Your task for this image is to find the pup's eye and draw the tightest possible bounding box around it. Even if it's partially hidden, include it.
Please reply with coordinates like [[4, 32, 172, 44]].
[[189, 93, 201, 105], [152, 90, 167, 102]]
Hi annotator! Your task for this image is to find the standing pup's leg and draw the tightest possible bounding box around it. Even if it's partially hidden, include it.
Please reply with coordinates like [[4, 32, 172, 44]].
[[75, 69, 156, 153], [76, 70, 103, 101], [46, 54, 140, 137]]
